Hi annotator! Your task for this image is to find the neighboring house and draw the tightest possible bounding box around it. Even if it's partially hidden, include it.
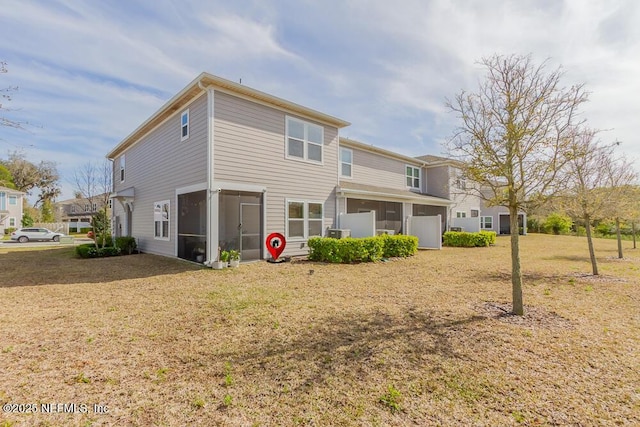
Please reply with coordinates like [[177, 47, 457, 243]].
[[337, 138, 452, 235], [418, 155, 526, 235], [54, 193, 111, 231], [106, 72, 523, 264], [0, 186, 25, 234]]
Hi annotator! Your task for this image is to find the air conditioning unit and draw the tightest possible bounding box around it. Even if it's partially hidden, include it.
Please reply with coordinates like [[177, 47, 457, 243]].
[[327, 229, 351, 239], [376, 229, 395, 235]]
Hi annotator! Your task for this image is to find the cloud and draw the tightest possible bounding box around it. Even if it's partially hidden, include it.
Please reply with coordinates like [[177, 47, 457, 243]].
[[2, 0, 639, 201]]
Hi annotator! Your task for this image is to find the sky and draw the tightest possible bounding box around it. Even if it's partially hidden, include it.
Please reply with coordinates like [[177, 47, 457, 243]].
[[1, 0, 639, 201]]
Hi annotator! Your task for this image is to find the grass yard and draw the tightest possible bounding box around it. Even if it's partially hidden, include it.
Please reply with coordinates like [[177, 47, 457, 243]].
[[0, 234, 638, 426]]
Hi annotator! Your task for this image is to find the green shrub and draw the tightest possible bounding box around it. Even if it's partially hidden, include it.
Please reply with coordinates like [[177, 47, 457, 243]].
[[79, 227, 92, 234], [75, 243, 121, 258], [443, 231, 496, 247], [4, 227, 16, 235], [308, 236, 383, 263], [308, 235, 417, 263], [115, 236, 137, 255], [543, 213, 572, 235], [379, 234, 419, 257]]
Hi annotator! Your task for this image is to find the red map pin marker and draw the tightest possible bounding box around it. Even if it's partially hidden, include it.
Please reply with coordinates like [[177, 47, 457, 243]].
[[266, 232, 286, 260]]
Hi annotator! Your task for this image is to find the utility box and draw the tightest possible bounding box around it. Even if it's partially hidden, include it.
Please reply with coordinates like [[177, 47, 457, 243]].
[[375, 229, 395, 235], [327, 229, 351, 239]]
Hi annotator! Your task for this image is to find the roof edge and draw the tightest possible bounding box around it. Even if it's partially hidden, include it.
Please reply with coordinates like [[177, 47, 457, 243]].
[[108, 73, 350, 159]]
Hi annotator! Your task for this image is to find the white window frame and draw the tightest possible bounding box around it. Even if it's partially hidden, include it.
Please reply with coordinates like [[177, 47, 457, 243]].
[[71, 205, 76, 213], [481, 216, 493, 230], [285, 116, 324, 164], [340, 147, 353, 178], [181, 109, 190, 141], [285, 199, 324, 240], [153, 200, 170, 241], [456, 211, 467, 218], [8, 217, 16, 228], [406, 165, 421, 190], [120, 154, 125, 183], [92, 203, 98, 212], [84, 204, 90, 212], [8, 195, 17, 205]]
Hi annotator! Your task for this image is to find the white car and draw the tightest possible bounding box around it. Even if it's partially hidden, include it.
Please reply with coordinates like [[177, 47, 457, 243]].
[[10, 228, 65, 243]]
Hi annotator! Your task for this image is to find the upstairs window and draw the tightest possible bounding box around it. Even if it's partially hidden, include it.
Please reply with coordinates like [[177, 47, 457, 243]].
[[286, 117, 324, 163], [471, 209, 479, 218], [120, 155, 125, 182], [406, 166, 420, 189], [456, 211, 467, 218], [340, 147, 352, 178], [92, 203, 98, 212], [181, 109, 190, 141], [84, 204, 90, 212], [8, 195, 17, 205]]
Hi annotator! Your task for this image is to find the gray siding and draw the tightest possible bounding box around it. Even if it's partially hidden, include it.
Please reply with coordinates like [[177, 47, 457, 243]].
[[111, 92, 209, 256], [213, 91, 339, 256], [426, 166, 450, 198], [349, 147, 424, 192]]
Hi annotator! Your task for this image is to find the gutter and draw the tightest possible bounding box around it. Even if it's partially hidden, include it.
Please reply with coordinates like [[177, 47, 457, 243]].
[[198, 80, 216, 267]]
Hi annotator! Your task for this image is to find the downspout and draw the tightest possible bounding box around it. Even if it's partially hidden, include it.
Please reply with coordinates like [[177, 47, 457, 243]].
[[336, 137, 340, 229], [198, 81, 215, 266]]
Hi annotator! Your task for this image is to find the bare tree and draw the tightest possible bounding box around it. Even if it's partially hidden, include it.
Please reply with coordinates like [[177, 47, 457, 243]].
[[71, 160, 113, 248], [446, 54, 589, 315], [71, 160, 112, 212], [1, 61, 25, 130], [561, 132, 636, 274]]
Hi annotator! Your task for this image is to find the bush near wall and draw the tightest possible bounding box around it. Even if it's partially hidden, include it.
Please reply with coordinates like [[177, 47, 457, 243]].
[[75, 244, 122, 258], [307, 234, 418, 263], [443, 231, 496, 247], [115, 236, 137, 255], [379, 234, 419, 258]]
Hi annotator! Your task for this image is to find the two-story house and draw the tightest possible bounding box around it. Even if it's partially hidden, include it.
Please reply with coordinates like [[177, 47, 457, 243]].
[[0, 186, 25, 234], [107, 72, 524, 264], [55, 193, 111, 232], [107, 73, 350, 263], [419, 155, 526, 235]]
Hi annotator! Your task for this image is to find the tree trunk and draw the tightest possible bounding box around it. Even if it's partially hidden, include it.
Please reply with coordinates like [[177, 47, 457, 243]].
[[584, 215, 599, 276], [615, 217, 623, 259], [633, 221, 636, 250], [510, 205, 524, 315]]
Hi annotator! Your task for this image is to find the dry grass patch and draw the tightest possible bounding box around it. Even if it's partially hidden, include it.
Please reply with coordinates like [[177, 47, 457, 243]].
[[0, 235, 639, 426]]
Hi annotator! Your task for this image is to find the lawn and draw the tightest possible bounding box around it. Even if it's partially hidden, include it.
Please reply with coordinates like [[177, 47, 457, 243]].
[[0, 234, 638, 426]]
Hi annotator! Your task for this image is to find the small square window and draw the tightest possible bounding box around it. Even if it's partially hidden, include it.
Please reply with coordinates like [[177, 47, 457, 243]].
[[406, 166, 420, 189]]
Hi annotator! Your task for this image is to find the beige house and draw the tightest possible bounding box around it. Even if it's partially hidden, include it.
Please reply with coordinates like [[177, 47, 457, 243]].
[[0, 186, 25, 234], [54, 193, 111, 232], [107, 72, 524, 264]]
